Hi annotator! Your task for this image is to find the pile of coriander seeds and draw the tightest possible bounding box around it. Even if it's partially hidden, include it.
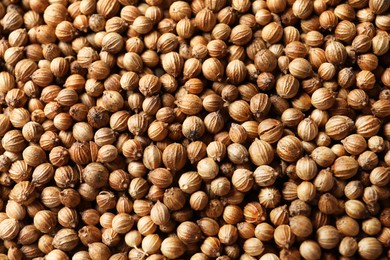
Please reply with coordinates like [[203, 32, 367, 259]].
[[0, 0, 389, 259]]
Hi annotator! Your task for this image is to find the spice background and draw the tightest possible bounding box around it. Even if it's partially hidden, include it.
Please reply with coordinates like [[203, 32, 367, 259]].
[[0, 0, 389, 259]]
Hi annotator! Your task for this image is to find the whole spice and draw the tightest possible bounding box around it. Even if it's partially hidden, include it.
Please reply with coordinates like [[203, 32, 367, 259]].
[[0, 0, 388, 259], [248, 139, 274, 166], [316, 225, 341, 249], [277, 136, 303, 162], [358, 237, 383, 259], [161, 236, 185, 259], [299, 240, 322, 260]]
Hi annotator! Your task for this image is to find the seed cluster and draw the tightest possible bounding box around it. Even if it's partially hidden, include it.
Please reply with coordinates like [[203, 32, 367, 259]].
[[0, 0, 389, 259]]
